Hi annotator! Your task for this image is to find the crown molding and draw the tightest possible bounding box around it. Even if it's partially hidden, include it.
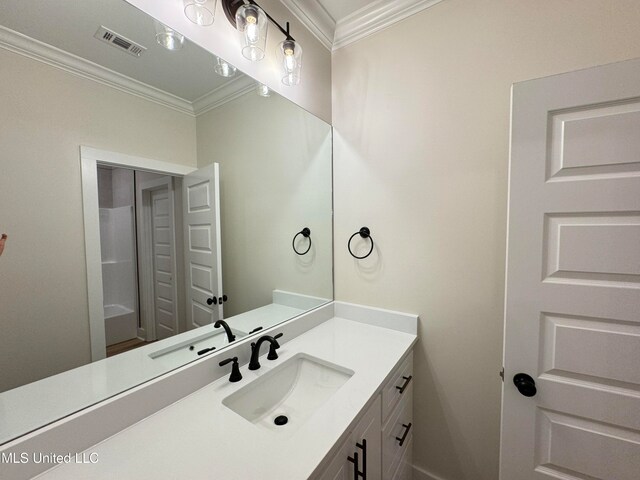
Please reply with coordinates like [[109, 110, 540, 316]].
[[333, 0, 445, 50], [0, 26, 256, 117], [279, 0, 334, 51], [0, 25, 194, 115], [279, 0, 445, 51], [192, 75, 256, 116]]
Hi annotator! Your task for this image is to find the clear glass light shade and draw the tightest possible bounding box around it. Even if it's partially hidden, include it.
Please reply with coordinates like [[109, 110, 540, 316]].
[[235, 4, 267, 62], [214, 57, 236, 77], [278, 39, 303, 86], [154, 21, 184, 51], [256, 83, 270, 97], [183, 0, 216, 26]]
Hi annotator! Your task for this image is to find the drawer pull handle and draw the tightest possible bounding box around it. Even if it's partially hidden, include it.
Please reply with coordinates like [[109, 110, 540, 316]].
[[347, 452, 359, 480], [396, 422, 412, 446], [395, 375, 412, 394], [347, 439, 367, 479], [357, 439, 367, 479]]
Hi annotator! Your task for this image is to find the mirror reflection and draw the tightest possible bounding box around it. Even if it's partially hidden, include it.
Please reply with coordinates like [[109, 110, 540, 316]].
[[0, 0, 332, 443]]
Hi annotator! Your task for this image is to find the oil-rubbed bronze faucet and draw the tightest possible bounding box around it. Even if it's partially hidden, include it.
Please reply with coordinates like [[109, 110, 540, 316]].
[[214, 319, 236, 343], [248, 333, 283, 370]]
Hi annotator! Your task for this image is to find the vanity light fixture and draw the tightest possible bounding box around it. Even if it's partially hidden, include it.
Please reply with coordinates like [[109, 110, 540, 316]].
[[214, 57, 237, 77], [154, 21, 184, 51], [221, 0, 303, 85], [183, 0, 217, 26], [256, 82, 270, 97], [278, 38, 302, 86]]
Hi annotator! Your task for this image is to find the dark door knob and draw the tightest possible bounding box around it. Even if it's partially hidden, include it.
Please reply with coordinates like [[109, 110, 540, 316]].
[[513, 373, 537, 397]]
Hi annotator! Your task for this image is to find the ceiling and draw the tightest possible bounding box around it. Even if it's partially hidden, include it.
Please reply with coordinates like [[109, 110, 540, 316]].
[[0, 0, 244, 103]]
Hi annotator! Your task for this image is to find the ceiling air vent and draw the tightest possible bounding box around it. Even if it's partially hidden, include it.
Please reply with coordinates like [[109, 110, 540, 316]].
[[94, 26, 146, 58]]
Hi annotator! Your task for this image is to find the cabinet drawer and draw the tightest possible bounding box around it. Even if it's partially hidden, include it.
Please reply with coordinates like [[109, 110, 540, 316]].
[[391, 434, 413, 480], [382, 382, 413, 480], [381, 352, 413, 422]]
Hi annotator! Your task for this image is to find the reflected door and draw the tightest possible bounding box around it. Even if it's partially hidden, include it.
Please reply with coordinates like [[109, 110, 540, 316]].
[[501, 59, 640, 479], [183, 163, 223, 329], [150, 187, 177, 340]]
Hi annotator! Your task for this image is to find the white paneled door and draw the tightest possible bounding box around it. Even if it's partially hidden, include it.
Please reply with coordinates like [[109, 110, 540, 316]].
[[501, 59, 640, 479], [150, 188, 177, 340], [183, 163, 223, 329]]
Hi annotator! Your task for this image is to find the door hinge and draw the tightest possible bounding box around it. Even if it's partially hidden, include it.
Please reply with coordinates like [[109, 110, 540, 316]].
[[499, 367, 504, 381]]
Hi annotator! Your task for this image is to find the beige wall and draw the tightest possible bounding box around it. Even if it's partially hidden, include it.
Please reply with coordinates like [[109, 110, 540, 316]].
[[0, 49, 197, 392], [196, 92, 333, 317], [331, 1, 640, 479]]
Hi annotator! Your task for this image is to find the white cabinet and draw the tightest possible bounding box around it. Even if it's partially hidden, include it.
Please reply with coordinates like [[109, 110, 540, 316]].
[[382, 382, 412, 480], [391, 435, 413, 480], [381, 354, 413, 421], [317, 395, 382, 480], [315, 350, 414, 480]]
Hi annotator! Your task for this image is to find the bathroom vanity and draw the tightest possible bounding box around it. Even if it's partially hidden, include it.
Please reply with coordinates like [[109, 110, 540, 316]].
[[3, 302, 416, 480], [314, 350, 414, 480], [0, 2, 415, 478]]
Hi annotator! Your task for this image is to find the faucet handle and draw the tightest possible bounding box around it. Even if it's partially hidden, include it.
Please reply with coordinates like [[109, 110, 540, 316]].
[[219, 357, 242, 383], [268, 333, 284, 360]]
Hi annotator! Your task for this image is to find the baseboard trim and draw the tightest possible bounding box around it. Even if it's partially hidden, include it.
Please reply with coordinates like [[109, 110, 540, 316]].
[[413, 464, 450, 480]]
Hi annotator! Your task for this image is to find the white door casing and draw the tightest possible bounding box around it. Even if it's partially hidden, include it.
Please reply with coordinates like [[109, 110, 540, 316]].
[[183, 163, 223, 329], [500, 59, 640, 479]]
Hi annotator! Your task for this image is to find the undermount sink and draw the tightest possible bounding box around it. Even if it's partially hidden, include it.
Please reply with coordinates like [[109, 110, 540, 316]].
[[222, 353, 354, 431]]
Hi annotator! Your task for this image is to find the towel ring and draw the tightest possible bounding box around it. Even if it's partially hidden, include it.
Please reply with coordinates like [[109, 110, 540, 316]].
[[348, 227, 374, 259], [292, 227, 312, 255]]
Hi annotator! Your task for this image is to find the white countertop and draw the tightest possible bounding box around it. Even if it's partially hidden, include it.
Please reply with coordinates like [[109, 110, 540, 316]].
[[35, 317, 416, 480], [0, 301, 312, 445]]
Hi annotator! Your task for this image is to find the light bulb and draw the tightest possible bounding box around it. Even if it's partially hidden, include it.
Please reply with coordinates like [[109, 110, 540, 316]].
[[256, 83, 270, 97], [246, 22, 259, 44], [284, 52, 296, 73], [154, 21, 184, 51], [214, 57, 236, 78]]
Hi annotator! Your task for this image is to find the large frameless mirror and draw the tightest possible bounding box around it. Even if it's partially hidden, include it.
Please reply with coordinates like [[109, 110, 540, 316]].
[[0, 0, 332, 444]]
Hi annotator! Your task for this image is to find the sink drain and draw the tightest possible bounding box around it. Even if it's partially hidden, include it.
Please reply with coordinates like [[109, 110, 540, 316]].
[[274, 415, 288, 426]]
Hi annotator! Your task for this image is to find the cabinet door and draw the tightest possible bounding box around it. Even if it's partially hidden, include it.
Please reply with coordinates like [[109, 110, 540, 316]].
[[391, 435, 413, 480], [317, 436, 361, 480], [317, 395, 382, 480]]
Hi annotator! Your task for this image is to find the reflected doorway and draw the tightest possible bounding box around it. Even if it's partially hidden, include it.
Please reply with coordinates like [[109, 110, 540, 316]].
[[82, 147, 223, 361]]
